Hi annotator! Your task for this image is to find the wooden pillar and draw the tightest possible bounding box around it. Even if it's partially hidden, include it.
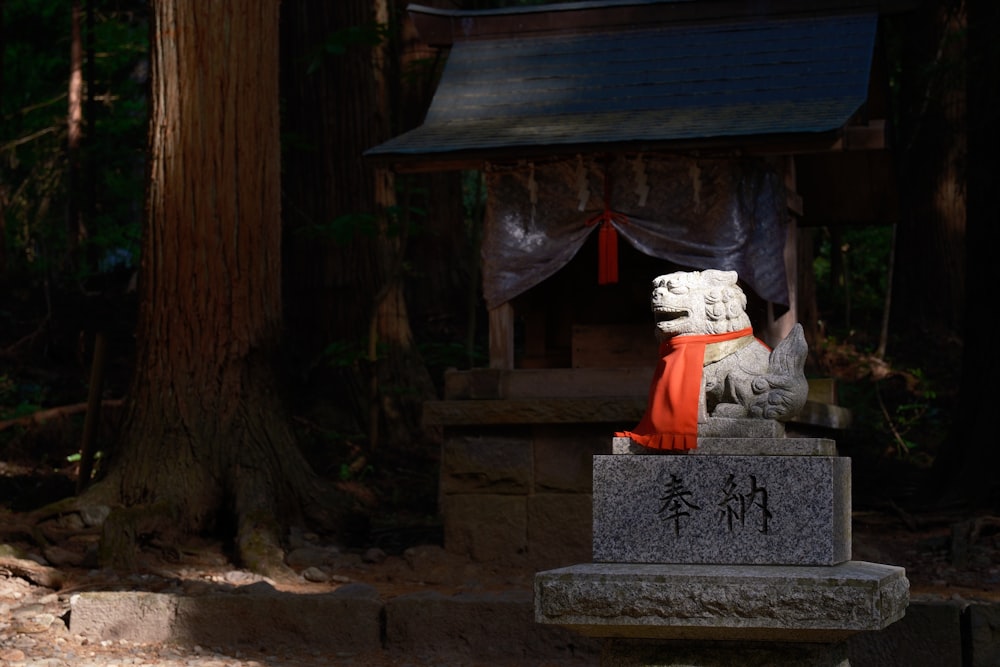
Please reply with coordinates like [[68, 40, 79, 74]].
[[763, 155, 801, 347], [489, 302, 514, 370]]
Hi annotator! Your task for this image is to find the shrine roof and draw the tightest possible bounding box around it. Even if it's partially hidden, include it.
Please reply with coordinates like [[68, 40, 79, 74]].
[[365, 0, 908, 171]]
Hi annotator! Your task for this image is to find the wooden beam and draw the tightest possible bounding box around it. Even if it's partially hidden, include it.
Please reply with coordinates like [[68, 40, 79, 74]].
[[835, 120, 888, 151], [423, 397, 646, 426], [443, 367, 655, 400], [368, 124, 889, 174]]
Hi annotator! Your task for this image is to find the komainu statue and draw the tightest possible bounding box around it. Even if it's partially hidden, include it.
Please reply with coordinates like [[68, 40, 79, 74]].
[[616, 269, 809, 451]]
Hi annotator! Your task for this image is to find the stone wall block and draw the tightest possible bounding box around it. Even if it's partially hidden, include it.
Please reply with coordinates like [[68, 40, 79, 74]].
[[527, 492, 593, 569], [847, 597, 964, 667], [440, 433, 533, 494], [534, 425, 611, 492], [968, 601, 1000, 667], [442, 493, 527, 562]]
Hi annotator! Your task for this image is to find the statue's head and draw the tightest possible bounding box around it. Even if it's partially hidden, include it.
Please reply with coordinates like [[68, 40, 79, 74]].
[[650, 269, 752, 340]]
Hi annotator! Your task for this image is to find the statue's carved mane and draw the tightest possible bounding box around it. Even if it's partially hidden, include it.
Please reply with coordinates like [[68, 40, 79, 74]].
[[652, 269, 752, 338]]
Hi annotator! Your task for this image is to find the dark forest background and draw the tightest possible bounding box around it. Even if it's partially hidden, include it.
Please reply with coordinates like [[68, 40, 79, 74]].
[[1, 0, 997, 570]]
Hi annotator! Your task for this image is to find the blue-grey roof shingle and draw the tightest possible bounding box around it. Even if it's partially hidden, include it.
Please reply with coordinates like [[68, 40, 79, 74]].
[[365, 7, 878, 159]]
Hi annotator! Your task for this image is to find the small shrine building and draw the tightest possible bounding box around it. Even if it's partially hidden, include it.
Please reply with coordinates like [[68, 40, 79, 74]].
[[365, 0, 905, 568]]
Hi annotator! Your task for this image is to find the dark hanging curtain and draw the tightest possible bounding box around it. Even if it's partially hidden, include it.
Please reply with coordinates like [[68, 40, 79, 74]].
[[482, 154, 790, 310]]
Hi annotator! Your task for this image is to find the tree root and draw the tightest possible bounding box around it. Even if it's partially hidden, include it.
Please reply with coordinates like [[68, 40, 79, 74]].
[[97, 502, 179, 571], [235, 512, 296, 581], [0, 554, 65, 589]]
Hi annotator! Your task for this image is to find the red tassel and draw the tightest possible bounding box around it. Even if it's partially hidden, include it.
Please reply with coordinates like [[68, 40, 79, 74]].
[[598, 221, 619, 284], [584, 166, 626, 285]]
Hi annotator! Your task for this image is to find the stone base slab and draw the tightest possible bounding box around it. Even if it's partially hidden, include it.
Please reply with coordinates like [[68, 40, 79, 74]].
[[593, 451, 850, 565], [696, 418, 787, 438], [612, 435, 837, 456], [534, 561, 909, 643]]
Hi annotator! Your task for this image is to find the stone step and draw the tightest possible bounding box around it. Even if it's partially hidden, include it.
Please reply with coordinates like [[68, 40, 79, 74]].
[[68, 587, 991, 666]]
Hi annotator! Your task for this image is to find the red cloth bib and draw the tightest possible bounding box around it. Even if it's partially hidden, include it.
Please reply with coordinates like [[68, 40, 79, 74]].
[[615, 327, 754, 450]]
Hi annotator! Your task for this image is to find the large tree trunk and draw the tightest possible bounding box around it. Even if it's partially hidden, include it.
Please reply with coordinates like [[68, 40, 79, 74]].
[[65, 0, 84, 269], [885, 1, 970, 507], [82, 0, 353, 575], [889, 1, 966, 338], [930, 0, 1000, 510]]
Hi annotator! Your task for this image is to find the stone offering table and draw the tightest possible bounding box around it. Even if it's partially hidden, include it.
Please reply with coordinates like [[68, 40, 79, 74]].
[[534, 427, 909, 666]]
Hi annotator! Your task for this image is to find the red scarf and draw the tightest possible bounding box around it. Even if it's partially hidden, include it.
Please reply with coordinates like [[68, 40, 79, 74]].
[[616, 327, 755, 451]]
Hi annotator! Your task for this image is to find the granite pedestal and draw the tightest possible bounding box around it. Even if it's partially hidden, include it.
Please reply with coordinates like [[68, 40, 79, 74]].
[[593, 442, 850, 565], [534, 425, 909, 666]]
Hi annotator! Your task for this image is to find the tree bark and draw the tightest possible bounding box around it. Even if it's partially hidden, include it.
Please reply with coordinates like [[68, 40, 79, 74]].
[[86, 0, 354, 575], [931, 0, 1000, 510], [65, 0, 84, 268], [889, 1, 966, 338]]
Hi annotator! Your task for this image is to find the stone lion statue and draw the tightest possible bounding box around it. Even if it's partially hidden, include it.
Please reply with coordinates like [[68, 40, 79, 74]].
[[616, 269, 809, 450]]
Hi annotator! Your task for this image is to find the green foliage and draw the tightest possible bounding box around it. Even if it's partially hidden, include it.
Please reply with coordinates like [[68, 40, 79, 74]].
[[813, 225, 893, 340], [1, 16, 69, 285], [0, 373, 46, 420], [321, 340, 367, 368], [810, 221, 959, 464], [307, 23, 391, 74], [846, 377, 945, 461], [816, 333, 950, 462], [297, 212, 378, 244], [385, 201, 426, 240], [295, 184, 427, 247], [65, 450, 102, 464], [2, 0, 147, 287], [419, 340, 486, 371], [887, 367, 942, 455]]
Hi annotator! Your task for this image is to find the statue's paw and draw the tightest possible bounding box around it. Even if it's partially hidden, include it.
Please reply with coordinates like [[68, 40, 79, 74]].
[[760, 384, 809, 421], [711, 403, 750, 419]]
